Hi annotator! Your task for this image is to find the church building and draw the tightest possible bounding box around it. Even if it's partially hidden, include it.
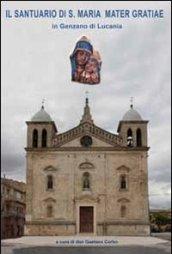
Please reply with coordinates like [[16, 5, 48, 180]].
[[25, 99, 150, 236]]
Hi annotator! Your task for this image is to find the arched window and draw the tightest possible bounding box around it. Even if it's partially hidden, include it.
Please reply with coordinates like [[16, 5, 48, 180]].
[[83, 172, 90, 190], [47, 175, 53, 190], [120, 175, 127, 189], [127, 128, 133, 147], [136, 128, 142, 147], [127, 128, 132, 137], [121, 205, 126, 218], [47, 205, 53, 217], [42, 129, 47, 147], [32, 129, 38, 148]]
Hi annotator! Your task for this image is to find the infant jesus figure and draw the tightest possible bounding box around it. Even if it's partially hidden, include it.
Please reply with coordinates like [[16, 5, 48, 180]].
[[80, 51, 101, 85]]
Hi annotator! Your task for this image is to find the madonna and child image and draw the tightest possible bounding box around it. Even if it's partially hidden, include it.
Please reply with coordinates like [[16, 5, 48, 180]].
[[70, 36, 102, 85]]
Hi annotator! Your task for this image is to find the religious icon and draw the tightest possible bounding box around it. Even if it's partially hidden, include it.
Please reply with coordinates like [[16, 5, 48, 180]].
[[70, 36, 102, 85]]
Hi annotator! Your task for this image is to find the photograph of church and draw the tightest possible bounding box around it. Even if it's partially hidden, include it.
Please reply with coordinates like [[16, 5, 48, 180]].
[[25, 98, 150, 236]]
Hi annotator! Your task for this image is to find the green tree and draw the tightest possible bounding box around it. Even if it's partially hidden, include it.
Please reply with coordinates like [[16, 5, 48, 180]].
[[153, 213, 171, 231]]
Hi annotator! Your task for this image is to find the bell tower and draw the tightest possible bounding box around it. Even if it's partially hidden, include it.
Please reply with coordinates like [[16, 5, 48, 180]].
[[26, 105, 57, 148], [117, 102, 148, 148]]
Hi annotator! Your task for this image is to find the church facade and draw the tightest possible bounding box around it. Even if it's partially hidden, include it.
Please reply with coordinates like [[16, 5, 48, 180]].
[[25, 99, 150, 236]]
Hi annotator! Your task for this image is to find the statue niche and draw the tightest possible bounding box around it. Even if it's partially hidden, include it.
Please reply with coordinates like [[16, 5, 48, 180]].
[[82, 172, 90, 190]]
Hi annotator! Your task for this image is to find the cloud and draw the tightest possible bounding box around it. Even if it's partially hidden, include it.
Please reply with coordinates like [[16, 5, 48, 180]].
[[149, 181, 171, 209]]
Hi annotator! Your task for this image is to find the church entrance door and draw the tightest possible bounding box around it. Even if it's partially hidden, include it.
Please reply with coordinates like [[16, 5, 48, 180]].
[[79, 206, 94, 233]]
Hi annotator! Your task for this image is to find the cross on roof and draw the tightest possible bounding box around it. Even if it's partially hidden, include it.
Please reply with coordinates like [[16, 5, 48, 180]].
[[130, 97, 134, 108], [42, 98, 45, 109], [85, 91, 89, 104]]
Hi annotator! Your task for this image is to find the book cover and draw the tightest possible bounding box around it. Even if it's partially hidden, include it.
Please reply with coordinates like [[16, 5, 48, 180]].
[[1, 1, 171, 251]]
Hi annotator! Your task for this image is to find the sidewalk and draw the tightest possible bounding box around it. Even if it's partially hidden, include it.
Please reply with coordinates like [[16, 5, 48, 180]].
[[2, 236, 169, 247]]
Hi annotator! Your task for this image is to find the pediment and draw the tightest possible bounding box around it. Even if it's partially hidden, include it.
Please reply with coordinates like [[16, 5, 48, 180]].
[[116, 165, 131, 172], [44, 166, 58, 172], [117, 198, 130, 203], [61, 135, 113, 147], [79, 162, 95, 170], [43, 197, 56, 203], [53, 123, 124, 148]]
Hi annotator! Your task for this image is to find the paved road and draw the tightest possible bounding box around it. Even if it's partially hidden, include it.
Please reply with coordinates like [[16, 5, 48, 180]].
[[1, 243, 169, 254]]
